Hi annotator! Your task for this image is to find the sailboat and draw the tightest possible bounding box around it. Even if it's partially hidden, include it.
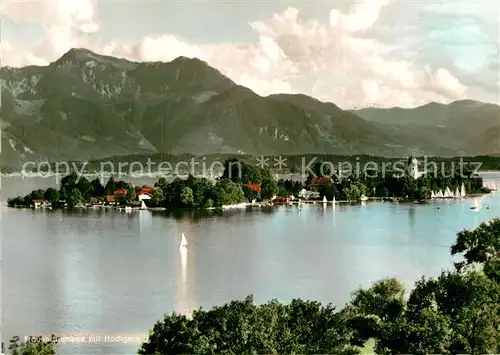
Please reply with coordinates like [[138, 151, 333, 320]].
[[179, 233, 188, 249], [332, 196, 336, 207], [140, 200, 147, 210], [360, 195, 368, 202], [461, 183, 466, 198], [445, 187, 453, 198], [454, 187, 460, 199], [431, 191, 436, 199], [322, 196, 327, 203]]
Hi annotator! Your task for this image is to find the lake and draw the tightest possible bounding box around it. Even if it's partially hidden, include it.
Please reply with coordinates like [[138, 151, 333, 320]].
[[1, 175, 500, 354]]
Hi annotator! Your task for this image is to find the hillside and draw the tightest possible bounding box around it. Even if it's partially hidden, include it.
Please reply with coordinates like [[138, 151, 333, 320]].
[[353, 100, 500, 155], [464, 126, 500, 156], [0, 48, 498, 168]]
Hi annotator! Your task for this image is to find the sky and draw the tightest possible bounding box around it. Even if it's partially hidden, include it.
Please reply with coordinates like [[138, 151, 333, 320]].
[[1, 0, 499, 108]]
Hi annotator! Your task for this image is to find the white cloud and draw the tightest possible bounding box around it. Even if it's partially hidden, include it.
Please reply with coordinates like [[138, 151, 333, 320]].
[[1, 0, 494, 108]]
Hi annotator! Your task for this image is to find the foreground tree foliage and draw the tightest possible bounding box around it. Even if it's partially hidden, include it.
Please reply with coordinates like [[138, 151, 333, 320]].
[[141, 218, 499, 355], [451, 218, 500, 281], [7, 336, 55, 355], [344, 271, 499, 355], [139, 296, 358, 355]]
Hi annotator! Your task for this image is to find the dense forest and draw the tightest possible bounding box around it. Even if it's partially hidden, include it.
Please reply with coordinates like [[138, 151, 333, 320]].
[[7, 217, 499, 354]]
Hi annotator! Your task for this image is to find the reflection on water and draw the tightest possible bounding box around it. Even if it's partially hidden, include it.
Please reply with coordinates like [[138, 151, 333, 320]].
[[176, 227, 196, 317], [408, 206, 415, 234], [177, 247, 189, 316]]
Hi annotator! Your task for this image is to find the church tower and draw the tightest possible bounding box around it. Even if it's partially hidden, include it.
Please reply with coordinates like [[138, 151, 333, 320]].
[[407, 155, 419, 179]]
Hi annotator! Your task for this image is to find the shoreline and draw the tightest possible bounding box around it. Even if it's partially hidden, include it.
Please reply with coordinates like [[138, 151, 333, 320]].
[[5, 192, 492, 211]]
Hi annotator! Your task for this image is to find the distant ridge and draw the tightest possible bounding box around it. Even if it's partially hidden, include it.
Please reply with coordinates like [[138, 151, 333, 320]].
[[0, 47, 498, 168]]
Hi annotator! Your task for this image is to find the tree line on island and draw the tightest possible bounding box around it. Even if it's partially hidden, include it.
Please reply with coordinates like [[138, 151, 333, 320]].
[[8, 218, 499, 354], [7, 158, 488, 209]]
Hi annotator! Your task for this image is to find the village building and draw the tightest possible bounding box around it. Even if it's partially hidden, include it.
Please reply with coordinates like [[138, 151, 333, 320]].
[[137, 193, 152, 202], [136, 186, 156, 201], [309, 177, 333, 191], [30, 199, 50, 208], [105, 195, 117, 205], [242, 184, 261, 193]]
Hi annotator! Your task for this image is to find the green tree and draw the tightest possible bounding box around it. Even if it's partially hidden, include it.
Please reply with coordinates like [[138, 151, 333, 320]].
[[204, 199, 214, 208], [418, 186, 431, 200], [407, 271, 499, 355], [7, 196, 25, 207], [451, 218, 500, 277], [261, 179, 278, 200], [213, 179, 245, 206], [76, 176, 90, 197], [60, 172, 78, 191], [139, 295, 357, 355], [344, 185, 361, 202], [66, 188, 84, 208], [30, 189, 45, 200], [180, 187, 194, 207], [88, 178, 104, 197], [124, 183, 135, 204], [152, 187, 163, 202], [154, 177, 169, 191], [104, 176, 117, 195], [43, 188, 59, 202], [8, 335, 56, 355]]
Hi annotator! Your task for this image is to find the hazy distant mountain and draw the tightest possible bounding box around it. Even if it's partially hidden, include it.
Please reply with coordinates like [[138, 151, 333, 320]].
[[352, 100, 500, 155], [464, 126, 500, 156], [0, 48, 497, 168]]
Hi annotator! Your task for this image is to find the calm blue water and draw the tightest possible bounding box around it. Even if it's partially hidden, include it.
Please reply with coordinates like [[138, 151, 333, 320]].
[[1, 176, 499, 354]]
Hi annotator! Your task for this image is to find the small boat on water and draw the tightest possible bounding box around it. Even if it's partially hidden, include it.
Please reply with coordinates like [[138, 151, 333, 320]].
[[461, 183, 466, 198], [179, 233, 188, 249], [470, 196, 483, 211], [332, 196, 336, 207], [431, 191, 436, 199], [454, 187, 460, 199], [322, 196, 327, 203], [360, 195, 368, 202]]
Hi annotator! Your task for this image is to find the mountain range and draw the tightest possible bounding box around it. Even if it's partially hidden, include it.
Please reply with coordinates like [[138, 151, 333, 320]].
[[1, 48, 498, 168]]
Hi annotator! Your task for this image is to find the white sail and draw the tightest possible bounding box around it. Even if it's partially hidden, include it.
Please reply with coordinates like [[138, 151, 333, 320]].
[[437, 190, 444, 198], [431, 191, 436, 198], [323, 196, 327, 203], [461, 183, 466, 197], [179, 233, 188, 249], [360, 195, 368, 201], [454, 188, 460, 198], [445, 187, 452, 198], [332, 196, 336, 205], [140, 200, 147, 210]]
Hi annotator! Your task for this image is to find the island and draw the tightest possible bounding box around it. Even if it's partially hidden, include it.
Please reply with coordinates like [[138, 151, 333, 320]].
[[7, 157, 490, 210]]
